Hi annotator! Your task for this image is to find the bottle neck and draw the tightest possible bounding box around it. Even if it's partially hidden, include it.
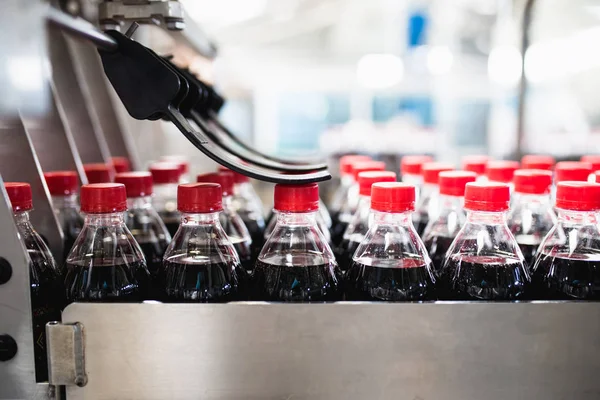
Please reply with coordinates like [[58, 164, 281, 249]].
[[340, 174, 354, 186], [222, 195, 234, 210], [153, 183, 178, 198], [465, 209, 507, 225], [13, 210, 31, 225], [181, 212, 221, 226], [126, 196, 153, 210], [438, 194, 463, 211], [372, 210, 413, 226], [51, 194, 78, 209], [276, 210, 318, 226], [557, 209, 598, 226], [84, 212, 126, 226], [513, 192, 551, 205]]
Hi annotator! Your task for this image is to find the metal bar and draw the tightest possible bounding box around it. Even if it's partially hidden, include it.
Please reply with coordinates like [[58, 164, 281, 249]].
[[63, 302, 600, 400], [516, 0, 536, 159], [46, 6, 117, 52]]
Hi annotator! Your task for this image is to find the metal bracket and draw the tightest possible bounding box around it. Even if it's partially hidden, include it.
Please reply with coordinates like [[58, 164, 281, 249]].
[[46, 322, 87, 387], [98, 0, 185, 31]]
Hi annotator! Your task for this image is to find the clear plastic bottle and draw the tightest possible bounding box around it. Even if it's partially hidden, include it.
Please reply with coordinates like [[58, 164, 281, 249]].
[[197, 171, 254, 274], [530, 182, 600, 300], [163, 183, 243, 302], [332, 160, 385, 245], [335, 171, 397, 272], [114, 172, 172, 300], [485, 160, 520, 189], [462, 155, 490, 181], [413, 162, 454, 235], [44, 171, 84, 259], [64, 183, 150, 302], [252, 183, 341, 302], [111, 156, 131, 174], [507, 169, 555, 267], [83, 163, 113, 184], [160, 155, 191, 183], [5, 182, 64, 382], [521, 155, 555, 171], [345, 182, 435, 301], [422, 171, 477, 274], [149, 162, 182, 237], [329, 155, 371, 218], [439, 182, 529, 300], [400, 154, 433, 202], [221, 167, 266, 259]]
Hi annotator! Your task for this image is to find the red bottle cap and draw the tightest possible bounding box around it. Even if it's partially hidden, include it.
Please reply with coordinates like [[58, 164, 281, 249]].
[[340, 155, 371, 175], [556, 182, 600, 211], [84, 163, 113, 184], [274, 183, 319, 212], [513, 169, 553, 195], [110, 157, 131, 173], [149, 162, 182, 184], [439, 171, 477, 196], [5, 182, 33, 212], [160, 155, 190, 174], [197, 171, 234, 196], [580, 155, 600, 171], [464, 182, 510, 212], [521, 155, 555, 170], [44, 171, 79, 196], [357, 171, 397, 196], [114, 172, 153, 198], [400, 155, 433, 175], [422, 162, 454, 184], [486, 160, 520, 183], [80, 183, 127, 214], [462, 155, 490, 176], [371, 182, 415, 213], [554, 161, 592, 183], [177, 183, 223, 213], [217, 166, 250, 184], [351, 161, 386, 181]]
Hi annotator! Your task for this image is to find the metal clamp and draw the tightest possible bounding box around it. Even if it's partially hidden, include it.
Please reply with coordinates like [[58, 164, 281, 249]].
[[46, 322, 87, 387], [98, 0, 185, 31]]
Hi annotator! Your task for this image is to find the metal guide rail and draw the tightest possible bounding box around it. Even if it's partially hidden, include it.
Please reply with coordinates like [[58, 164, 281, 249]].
[[36, 301, 600, 400]]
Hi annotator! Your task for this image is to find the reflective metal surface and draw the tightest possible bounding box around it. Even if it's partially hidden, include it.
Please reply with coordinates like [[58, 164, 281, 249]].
[[46, 322, 87, 387], [64, 302, 600, 400]]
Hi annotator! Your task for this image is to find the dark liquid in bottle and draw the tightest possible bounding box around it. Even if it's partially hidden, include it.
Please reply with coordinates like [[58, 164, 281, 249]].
[[252, 257, 341, 302], [334, 238, 361, 272], [230, 236, 253, 274], [29, 250, 65, 382], [531, 252, 600, 300], [439, 254, 528, 300], [60, 211, 84, 259], [164, 256, 240, 302], [345, 257, 435, 301], [330, 215, 349, 247], [414, 214, 429, 236], [64, 257, 148, 303], [423, 235, 455, 275], [514, 235, 542, 270], [158, 210, 180, 237], [137, 240, 169, 300], [238, 211, 265, 261]]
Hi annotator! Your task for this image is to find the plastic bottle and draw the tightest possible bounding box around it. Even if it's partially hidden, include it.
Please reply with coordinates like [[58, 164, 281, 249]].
[[110, 156, 131, 173], [252, 183, 341, 302], [521, 155, 555, 171], [329, 155, 371, 221], [163, 183, 243, 302], [422, 171, 477, 274], [264, 200, 332, 244], [462, 155, 490, 181], [332, 160, 386, 245], [221, 167, 266, 258], [149, 162, 182, 237], [197, 171, 254, 273], [530, 182, 600, 299], [413, 162, 454, 235], [335, 171, 397, 272], [64, 183, 150, 302], [400, 154, 433, 201], [44, 171, 84, 259], [345, 182, 435, 301], [83, 163, 112, 184], [114, 172, 171, 300], [485, 160, 520, 188], [160, 155, 190, 183], [507, 169, 555, 267], [439, 182, 529, 300], [5, 182, 64, 382]]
